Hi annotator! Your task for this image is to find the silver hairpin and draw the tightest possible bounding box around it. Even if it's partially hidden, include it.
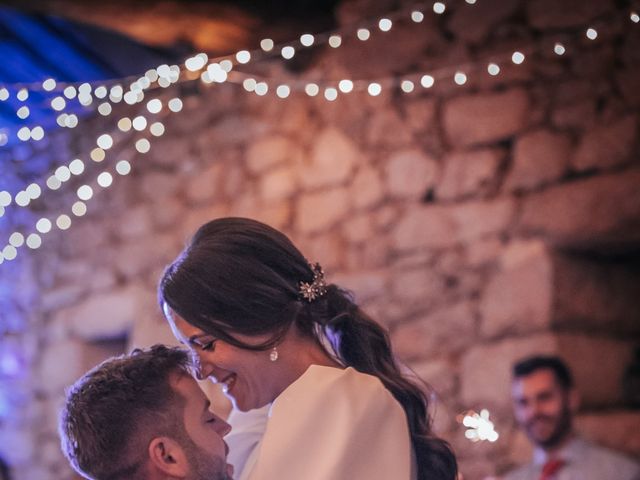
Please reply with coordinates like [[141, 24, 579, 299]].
[[299, 262, 327, 302]]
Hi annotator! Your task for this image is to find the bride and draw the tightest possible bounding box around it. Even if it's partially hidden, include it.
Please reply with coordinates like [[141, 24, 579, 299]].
[[159, 217, 457, 480]]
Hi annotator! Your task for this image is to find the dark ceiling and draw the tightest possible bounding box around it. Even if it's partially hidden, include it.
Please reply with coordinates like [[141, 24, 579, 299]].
[[0, 0, 342, 145]]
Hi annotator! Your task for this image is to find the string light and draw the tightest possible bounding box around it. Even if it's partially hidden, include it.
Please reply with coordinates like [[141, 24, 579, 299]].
[[305, 83, 320, 96], [328, 35, 342, 48], [56, 214, 72, 230], [338, 80, 354, 93], [2, 246, 17, 261], [511, 51, 525, 64], [433, 2, 446, 14], [26, 233, 42, 249], [30, 126, 44, 141], [124, 91, 138, 105], [55, 166, 71, 182], [25, 183, 41, 200], [71, 201, 87, 217], [2, 3, 635, 265], [118, 117, 133, 132], [254, 83, 269, 96], [281, 46, 295, 59], [150, 122, 165, 136], [0, 192, 11, 207], [357, 28, 371, 41], [16, 106, 29, 119], [9, 232, 24, 248], [98, 103, 112, 115], [90, 148, 106, 162], [97, 172, 113, 188], [400, 80, 414, 92], [421, 74, 435, 88], [236, 50, 251, 64], [46, 176, 62, 191], [260, 38, 274, 51], [115, 160, 132, 175], [36, 218, 52, 234], [324, 87, 338, 101], [132, 116, 148, 131], [454, 72, 467, 85], [300, 34, 315, 46], [94, 85, 108, 98], [42, 78, 56, 91], [411, 11, 424, 22], [69, 159, 85, 176], [243, 78, 257, 92], [186, 55, 206, 72], [96, 134, 113, 150], [367, 83, 382, 96], [147, 99, 162, 113], [63, 86, 77, 99], [379, 18, 393, 31], [135, 138, 151, 153], [15, 191, 29, 207], [168, 98, 183, 112], [276, 85, 291, 98], [65, 114, 79, 128], [77, 185, 93, 201], [17, 127, 30, 141], [50, 97, 66, 111]]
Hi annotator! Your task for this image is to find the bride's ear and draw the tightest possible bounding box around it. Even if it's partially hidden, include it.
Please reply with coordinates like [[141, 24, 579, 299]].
[[148, 436, 189, 477]]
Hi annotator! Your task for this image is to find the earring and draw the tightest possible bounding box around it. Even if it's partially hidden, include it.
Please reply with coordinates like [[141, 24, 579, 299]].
[[269, 347, 279, 362]]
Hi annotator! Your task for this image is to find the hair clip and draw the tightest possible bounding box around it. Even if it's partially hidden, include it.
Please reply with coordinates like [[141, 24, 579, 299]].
[[299, 262, 327, 302]]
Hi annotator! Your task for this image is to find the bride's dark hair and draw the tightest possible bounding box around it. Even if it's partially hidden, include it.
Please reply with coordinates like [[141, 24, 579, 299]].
[[158, 217, 457, 480]]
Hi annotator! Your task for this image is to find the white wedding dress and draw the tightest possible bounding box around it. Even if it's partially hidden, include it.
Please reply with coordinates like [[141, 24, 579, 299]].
[[226, 365, 417, 480]]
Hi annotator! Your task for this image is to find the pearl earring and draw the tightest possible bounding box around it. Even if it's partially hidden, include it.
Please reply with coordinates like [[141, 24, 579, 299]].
[[269, 347, 279, 362]]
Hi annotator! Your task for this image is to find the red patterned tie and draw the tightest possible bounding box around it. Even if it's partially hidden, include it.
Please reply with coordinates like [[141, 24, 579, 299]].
[[539, 459, 565, 480]]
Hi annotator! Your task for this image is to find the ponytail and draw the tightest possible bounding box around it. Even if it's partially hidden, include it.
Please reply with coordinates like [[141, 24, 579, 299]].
[[304, 285, 458, 480]]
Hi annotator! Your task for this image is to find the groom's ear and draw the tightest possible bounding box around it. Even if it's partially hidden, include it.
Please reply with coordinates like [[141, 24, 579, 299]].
[[148, 436, 190, 477]]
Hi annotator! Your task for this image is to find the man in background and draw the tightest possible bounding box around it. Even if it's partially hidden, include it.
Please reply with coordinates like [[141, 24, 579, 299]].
[[59, 345, 233, 480], [504, 355, 639, 480]]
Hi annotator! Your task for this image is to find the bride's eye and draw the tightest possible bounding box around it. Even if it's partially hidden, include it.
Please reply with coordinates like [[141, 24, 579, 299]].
[[199, 340, 217, 352]]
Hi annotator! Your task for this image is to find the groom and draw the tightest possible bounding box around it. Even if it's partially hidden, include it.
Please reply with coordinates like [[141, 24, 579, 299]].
[[59, 345, 234, 480]]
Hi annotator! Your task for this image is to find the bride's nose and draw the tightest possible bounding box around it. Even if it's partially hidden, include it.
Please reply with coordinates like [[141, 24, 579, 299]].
[[191, 351, 221, 381]]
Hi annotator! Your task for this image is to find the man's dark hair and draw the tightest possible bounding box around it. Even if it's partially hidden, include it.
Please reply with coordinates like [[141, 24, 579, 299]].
[[59, 344, 191, 480], [513, 355, 574, 390]]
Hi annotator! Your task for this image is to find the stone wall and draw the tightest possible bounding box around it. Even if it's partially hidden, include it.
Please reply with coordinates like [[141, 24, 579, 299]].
[[1, 0, 639, 479]]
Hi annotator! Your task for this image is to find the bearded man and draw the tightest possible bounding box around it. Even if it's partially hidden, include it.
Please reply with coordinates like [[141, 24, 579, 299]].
[[504, 355, 639, 480], [59, 345, 234, 480]]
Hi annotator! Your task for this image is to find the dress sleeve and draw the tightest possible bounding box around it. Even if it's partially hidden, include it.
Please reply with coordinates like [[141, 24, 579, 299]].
[[226, 404, 270, 479], [244, 366, 415, 480]]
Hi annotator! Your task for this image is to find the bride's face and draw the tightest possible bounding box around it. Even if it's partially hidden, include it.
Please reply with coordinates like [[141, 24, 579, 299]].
[[165, 305, 285, 412]]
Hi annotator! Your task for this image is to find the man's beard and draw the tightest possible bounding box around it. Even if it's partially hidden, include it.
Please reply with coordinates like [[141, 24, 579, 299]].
[[525, 402, 572, 449], [182, 437, 232, 480]]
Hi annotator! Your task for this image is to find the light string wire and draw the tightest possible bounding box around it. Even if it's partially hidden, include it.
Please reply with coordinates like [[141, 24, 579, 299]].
[[0, 3, 638, 263], [0, 90, 181, 264], [1, 4, 632, 146], [2, 0, 637, 93]]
